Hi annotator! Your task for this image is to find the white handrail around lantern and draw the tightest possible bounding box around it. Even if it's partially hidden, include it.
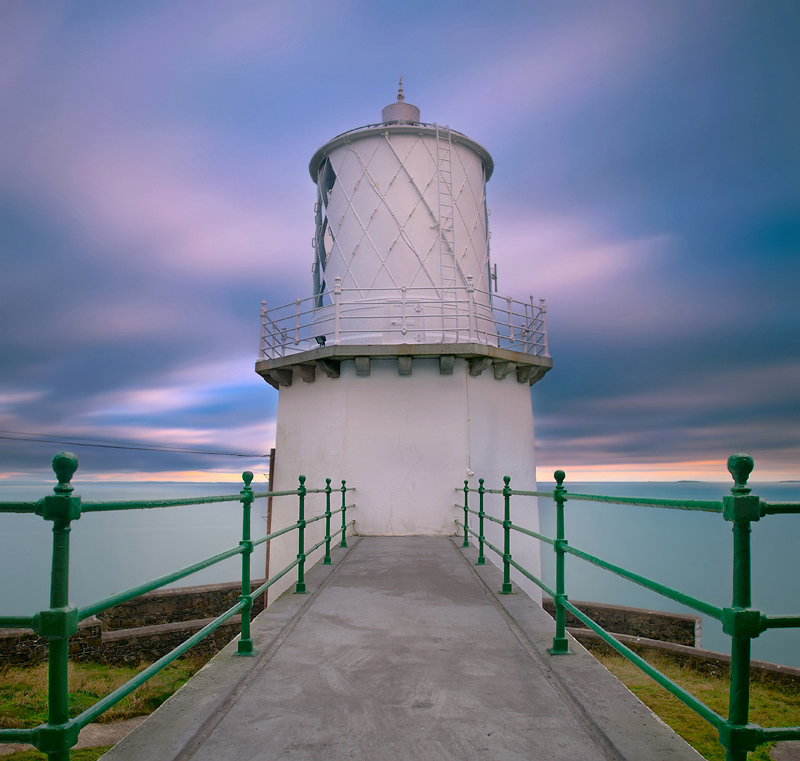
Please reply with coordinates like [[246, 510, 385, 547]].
[[258, 285, 548, 361]]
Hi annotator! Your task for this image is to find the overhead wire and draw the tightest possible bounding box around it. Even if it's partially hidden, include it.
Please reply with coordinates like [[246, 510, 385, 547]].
[[0, 430, 269, 458]]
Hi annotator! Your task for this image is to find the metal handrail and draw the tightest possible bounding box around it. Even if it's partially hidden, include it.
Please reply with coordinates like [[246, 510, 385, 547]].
[[259, 284, 548, 360], [457, 458, 800, 761], [0, 454, 356, 760]]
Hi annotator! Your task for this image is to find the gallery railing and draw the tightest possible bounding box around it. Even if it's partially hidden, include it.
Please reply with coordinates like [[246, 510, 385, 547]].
[[457, 454, 800, 761], [0, 453, 355, 761], [259, 280, 548, 359]]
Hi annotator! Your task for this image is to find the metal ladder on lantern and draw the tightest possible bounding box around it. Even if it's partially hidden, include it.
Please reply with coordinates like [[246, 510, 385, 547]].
[[435, 125, 458, 340]]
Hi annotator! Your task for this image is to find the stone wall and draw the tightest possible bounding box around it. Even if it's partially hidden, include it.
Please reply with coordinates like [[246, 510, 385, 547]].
[[0, 618, 102, 667], [541, 598, 700, 647], [97, 580, 266, 630], [571, 629, 800, 689], [0, 580, 267, 667]]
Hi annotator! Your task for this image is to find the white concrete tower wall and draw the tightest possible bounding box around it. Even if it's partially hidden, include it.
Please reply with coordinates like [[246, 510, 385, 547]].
[[265, 357, 543, 605]]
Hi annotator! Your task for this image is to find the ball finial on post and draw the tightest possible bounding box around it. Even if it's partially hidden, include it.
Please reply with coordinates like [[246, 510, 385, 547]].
[[52, 452, 79, 494], [727, 454, 754, 495]]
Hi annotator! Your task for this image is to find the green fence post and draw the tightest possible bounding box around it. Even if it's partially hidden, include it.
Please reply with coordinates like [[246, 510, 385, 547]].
[[237, 471, 256, 656], [295, 475, 307, 593], [340, 480, 348, 548], [36, 453, 82, 760], [549, 469, 570, 655], [720, 454, 764, 761], [477, 478, 486, 565], [500, 476, 513, 594], [323, 478, 332, 565], [462, 480, 470, 548]]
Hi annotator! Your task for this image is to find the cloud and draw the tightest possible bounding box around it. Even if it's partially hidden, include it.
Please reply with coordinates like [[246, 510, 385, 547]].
[[0, 3, 65, 101], [65, 297, 190, 341], [433, 2, 697, 142], [0, 390, 46, 410], [489, 206, 691, 342], [589, 361, 800, 415], [201, 0, 350, 60], [491, 208, 665, 294], [12, 123, 308, 280]]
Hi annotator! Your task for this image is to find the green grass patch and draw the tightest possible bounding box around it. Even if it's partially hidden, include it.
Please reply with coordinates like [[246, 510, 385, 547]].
[[0, 655, 210, 760], [0, 747, 111, 761], [0, 657, 206, 730], [595, 649, 800, 760]]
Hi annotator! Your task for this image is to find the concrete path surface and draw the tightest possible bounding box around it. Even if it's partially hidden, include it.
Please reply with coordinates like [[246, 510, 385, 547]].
[[100, 536, 703, 761]]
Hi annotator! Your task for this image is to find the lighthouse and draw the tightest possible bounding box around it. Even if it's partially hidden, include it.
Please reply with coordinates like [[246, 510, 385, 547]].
[[256, 87, 552, 601]]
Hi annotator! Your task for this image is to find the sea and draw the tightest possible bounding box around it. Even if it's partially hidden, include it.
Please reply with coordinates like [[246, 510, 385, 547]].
[[1, 479, 798, 667]]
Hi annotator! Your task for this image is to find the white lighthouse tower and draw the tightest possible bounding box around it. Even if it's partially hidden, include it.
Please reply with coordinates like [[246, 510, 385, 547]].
[[257, 87, 552, 600]]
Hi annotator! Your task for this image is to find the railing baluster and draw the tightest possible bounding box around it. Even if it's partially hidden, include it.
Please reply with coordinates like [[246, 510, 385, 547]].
[[295, 475, 307, 594], [466, 275, 475, 341], [40, 453, 80, 761], [506, 296, 513, 348], [340, 480, 348, 547], [721, 454, 761, 761], [540, 298, 549, 357], [334, 277, 341, 344], [237, 471, 256, 656], [401, 284, 407, 338], [549, 469, 570, 654], [260, 301, 268, 359], [477, 478, 486, 565], [462, 480, 470, 548], [323, 479, 332, 564], [500, 476, 513, 594]]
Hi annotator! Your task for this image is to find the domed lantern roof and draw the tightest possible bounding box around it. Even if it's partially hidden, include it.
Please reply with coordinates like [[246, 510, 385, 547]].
[[381, 78, 420, 124]]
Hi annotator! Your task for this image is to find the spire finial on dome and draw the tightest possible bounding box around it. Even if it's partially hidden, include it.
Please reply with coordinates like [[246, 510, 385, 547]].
[[382, 78, 419, 124]]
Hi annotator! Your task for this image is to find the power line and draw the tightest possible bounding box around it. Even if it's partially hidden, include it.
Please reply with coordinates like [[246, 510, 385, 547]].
[[0, 431, 269, 458]]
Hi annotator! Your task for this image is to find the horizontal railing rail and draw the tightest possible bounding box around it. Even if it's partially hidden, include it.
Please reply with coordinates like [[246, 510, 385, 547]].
[[456, 456, 800, 761], [0, 454, 355, 760], [259, 282, 548, 359]]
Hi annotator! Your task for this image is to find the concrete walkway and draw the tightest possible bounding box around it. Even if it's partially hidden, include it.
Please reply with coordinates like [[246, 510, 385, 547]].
[[101, 537, 703, 761]]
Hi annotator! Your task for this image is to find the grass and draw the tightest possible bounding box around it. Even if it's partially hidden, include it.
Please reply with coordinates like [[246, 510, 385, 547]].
[[0, 749, 111, 761], [0, 656, 209, 761], [594, 649, 800, 760]]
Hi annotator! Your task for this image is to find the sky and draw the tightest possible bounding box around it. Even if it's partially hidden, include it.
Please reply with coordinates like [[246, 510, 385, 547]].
[[0, 0, 798, 484]]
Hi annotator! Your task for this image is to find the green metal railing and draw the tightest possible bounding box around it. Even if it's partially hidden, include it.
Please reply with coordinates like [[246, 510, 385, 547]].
[[457, 454, 800, 761], [0, 453, 355, 760]]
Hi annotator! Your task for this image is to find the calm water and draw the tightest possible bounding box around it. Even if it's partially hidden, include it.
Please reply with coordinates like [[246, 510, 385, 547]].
[[0, 481, 270, 620], [1, 479, 798, 666]]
